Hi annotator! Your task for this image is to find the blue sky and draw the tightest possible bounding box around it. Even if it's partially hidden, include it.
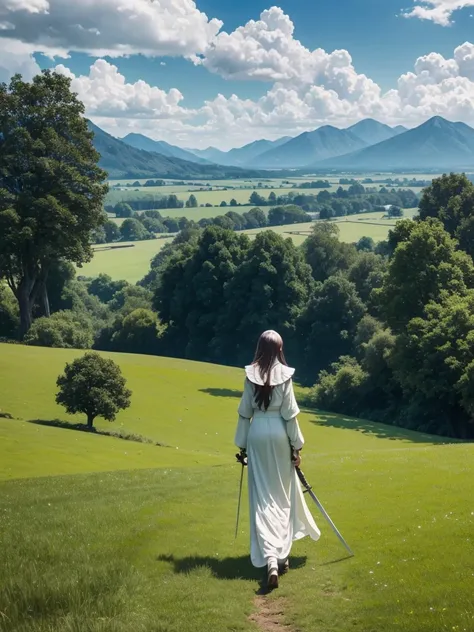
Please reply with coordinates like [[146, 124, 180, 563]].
[[2, 0, 474, 148]]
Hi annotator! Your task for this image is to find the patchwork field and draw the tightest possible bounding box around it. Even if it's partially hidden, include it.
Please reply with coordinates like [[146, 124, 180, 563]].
[[1, 343, 473, 632], [105, 173, 434, 211]]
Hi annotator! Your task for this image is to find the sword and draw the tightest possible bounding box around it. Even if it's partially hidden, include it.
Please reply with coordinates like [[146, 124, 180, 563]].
[[234, 449, 247, 540], [296, 465, 354, 557]]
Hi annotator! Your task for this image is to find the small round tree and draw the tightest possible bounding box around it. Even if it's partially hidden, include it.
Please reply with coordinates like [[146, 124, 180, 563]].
[[56, 352, 132, 429]]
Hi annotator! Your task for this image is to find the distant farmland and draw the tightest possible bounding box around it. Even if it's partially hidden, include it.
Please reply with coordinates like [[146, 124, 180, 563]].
[[106, 173, 431, 210], [82, 210, 418, 282]]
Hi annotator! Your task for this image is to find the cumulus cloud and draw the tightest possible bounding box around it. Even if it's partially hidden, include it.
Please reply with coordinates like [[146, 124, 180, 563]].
[[402, 1, 474, 26], [56, 59, 193, 120], [200, 6, 379, 103], [4, 0, 49, 12], [393, 42, 474, 121], [0, 0, 222, 57]]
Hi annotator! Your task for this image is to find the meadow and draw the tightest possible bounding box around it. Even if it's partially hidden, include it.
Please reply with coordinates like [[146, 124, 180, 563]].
[[243, 209, 419, 246], [78, 237, 174, 283], [1, 343, 473, 632], [108, 186, 341, 207]]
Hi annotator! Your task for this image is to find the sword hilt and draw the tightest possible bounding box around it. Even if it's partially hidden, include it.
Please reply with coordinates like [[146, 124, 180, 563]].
[[235, 449, 248, 467], [295, 466, 312, 492]]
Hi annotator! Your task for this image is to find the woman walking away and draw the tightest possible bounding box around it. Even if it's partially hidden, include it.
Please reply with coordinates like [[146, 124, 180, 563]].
[[234, 330, 320, 590]]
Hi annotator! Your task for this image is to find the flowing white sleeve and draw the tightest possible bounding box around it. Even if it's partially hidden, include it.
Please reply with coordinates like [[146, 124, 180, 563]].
[[234, 379, 254, 449], [280, 379, 305, 451]]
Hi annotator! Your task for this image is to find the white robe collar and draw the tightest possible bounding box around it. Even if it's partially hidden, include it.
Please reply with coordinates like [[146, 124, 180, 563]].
[[245, 362, 295, 386]]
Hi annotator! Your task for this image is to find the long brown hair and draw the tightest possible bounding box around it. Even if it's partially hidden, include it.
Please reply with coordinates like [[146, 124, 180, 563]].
[[252, 330, 287, 411]]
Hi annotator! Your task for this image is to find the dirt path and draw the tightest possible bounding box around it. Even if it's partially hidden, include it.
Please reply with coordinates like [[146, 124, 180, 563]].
[[249, 596, 297, 632]]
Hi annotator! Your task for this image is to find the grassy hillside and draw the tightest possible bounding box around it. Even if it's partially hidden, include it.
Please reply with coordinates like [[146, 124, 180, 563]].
[[1, 343, 473, 632]]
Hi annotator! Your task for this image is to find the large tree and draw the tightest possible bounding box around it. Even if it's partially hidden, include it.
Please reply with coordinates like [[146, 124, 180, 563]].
[[346, 252, 387, 309], [418, 173, 474, 234], [376, 219, 474, 332], [297, 276, 366, 383], [56, 352, 131, 429], [302, 223, 357, 283], [418, 173, 474, 258], [211, 231, 313, 365], [390, 292, 474, 438], [153, 226, 249, 360], [0, 71, 108, 336]]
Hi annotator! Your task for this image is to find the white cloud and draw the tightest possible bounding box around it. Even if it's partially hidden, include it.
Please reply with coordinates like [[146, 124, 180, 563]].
[[200, 6, 379, 104], [0, 37, 40, 82], [393, 43, 474, 122], [57, 59, 193, 120], [0, 0, 222, 57], [4, 0, 49, 12], [402, 1, 474, 26]]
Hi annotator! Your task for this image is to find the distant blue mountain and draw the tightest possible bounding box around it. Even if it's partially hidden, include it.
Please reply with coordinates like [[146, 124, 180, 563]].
[[347, 119, 406, 145], [188, 136, 292, 166], [121, 133, 211, 165], [316, 117, 474, 170], [251, 125, 368, 168], [88, 121, 264, 179]]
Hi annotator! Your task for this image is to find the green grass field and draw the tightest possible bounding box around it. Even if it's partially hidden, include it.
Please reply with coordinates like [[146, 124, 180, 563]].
[[243, 210, 419, 246], [108, 185, 426, 209], [244, 221, 396, 247], [109, 187, 343, 207], [78, 238, 174, 283], [1, 343, 473, 632]]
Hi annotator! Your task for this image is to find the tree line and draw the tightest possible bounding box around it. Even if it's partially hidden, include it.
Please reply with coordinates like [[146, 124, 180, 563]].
[[248, 184, 418, 217], [92, 206, 311, 245]]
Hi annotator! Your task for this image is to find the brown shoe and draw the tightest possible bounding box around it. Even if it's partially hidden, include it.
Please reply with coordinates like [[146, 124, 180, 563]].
[[279, 559, 289, 575], [267, 567, 279, 590]]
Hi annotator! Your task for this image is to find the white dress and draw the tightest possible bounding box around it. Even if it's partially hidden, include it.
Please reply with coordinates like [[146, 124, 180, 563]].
[[234, 362, 321, 568]]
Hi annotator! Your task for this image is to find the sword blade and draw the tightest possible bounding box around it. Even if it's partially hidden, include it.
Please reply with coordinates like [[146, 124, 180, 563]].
[[296, 466, 353, 557], [307, 488, 354, 556], [234, 464, 245, 540]]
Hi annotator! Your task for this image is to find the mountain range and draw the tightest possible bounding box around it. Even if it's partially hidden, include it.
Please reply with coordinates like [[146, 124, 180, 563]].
[[249, 120, 407, 168], [347, 119, 407, 145], [88, 117, 474, 178], [88, 122, 264, 179], [121, 133, 211, 165], [317, 117, 474, 170], [188, 137, 292, 166]]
